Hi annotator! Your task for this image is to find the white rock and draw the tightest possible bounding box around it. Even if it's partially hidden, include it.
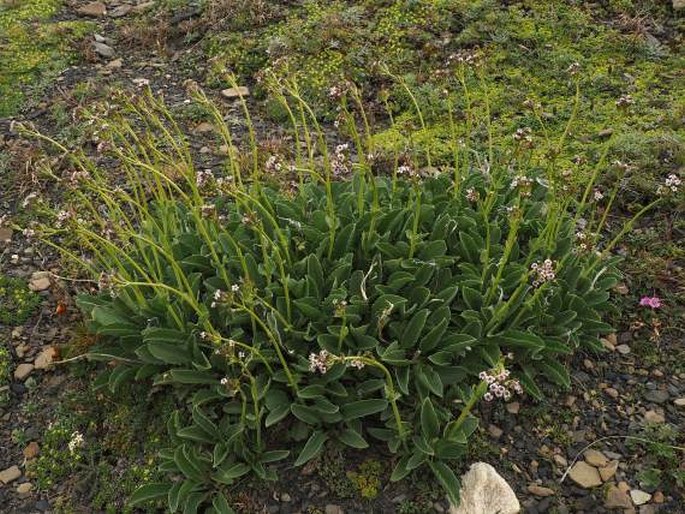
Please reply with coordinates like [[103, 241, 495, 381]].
[[674, 0, 685, 11], [29, 271, 51, 291], [630, 489, 652, 505], [221, 86, 250, 99], [449, 462, 520, 514]]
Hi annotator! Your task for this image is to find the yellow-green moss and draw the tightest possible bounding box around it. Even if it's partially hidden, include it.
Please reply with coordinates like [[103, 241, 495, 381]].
[[0, 0, 94, 116]]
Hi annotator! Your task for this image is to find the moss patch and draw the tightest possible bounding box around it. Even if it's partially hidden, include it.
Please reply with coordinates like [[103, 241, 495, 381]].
[[0, 0, 93, 116]]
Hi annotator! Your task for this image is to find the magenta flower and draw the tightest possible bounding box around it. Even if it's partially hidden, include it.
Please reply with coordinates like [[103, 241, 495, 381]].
[[639, 296, 662, 309]]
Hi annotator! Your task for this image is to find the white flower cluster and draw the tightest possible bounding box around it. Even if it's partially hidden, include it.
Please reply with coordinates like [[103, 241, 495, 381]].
[[200, 204, 216, 218], [308, 349, 332, 374], [531, 259, 556, 287], [56, 210, 72, 228], [265, 155, 283, 173], [397, 164, 417, 178], [513, 127, 533, 146], [348, 358, 365, 370], [196, 169, 214, 188], [511, 174, 534, 197], [593, 188, 604, 202], [68, 431, 84, 454], [615, 95, 633, 108], [465, 188, 479, 203], [657, 173, 681, 196], [331, 144, 351, 178], [479, 369, 523, 402]]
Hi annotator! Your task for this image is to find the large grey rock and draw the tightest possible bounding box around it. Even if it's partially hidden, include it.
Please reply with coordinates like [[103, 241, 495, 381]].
[[449, 462, 520, 514]]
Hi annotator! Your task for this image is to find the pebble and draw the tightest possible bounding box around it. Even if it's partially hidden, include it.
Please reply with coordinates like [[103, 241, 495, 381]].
[[280, 493, 292, 502], [630, 490, 651, 505], [506, 402, 520, 414], [110, 4, 132, 17], [194, 122, 214, 133], [616, 344, 631, 354], [527, 484, 555, 497], [0, 227, 12, 242], [583, 449, 608, 467], [553, 454, 567, 467], [35, 500, 50, 511], [674, 398, 685, 407], [0, 466, 22, 484], [599, 460, 619, 482], [77, 1, 107, 17], [325, 505, 344, 514], [23, 442, 40, 459], [14, 363, 34, 381], [433, 501, 445, 512], [29, 272, 51, 291], [605, 387, 619, 399], [221, 86, 250, 99], [605, 484, 632, 509], [568, 461, 602, 488], [644, 389, 669, 404], [106, 58, 123, 69], [17, 482, 32, 495], [488, 424, 503, 439], [652, 491, 664, 503], [643, 410, 665, 423], [34, 346, 58, 370], [93, 42, 115, 58]]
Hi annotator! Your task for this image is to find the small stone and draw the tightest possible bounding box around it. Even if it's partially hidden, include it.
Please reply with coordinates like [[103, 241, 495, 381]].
[[34, 346, 58, 370], [644, 389, 669, 404], [601, 338, 615, 351], [505, 402, 520, 414], [606, 333, 618, 345], [527, 484, 555, 497], [568, 461, 602, 488], [324, 505, 343, 514], [583, 359, 594, 370], [553, 454, 568, 467], [221, 86, 250, 99], [583, 449, 608, 467], [597, 128, 614, 138], [599, 460, 619, 482], [605, 387, 619, 399], [280, 493, 291, 502], [199, 146, 211, 154], [674, 0, 685, 12], [616, 344, 631, 354], [110, 4, 132, 17], [630, 490, 651, 506], [132, 1, 155, 13], [93, 42, 115, 58], [35, 500, 49, 512], [14, 363, 34, 381], [652, 491, 664, 503], [0, 227, 12, 242], [617, 481, 630, 493], [106, 58, 123, 69], [0, 466, 21, 484], [194, 122, 214, 133], [77, 1, 106, 16], [605, 485, 632, 509], [449, 463, 520, 514], [433, 502, 445, 513], [17, 482, 32, 495], [23, 442, 40, 459], [29, 271, 51, 291], [644, 410, 665, 424], [488, 424, 503, 439]]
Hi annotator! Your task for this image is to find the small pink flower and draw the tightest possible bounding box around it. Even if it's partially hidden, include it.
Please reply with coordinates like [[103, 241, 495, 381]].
[[639, 296, 661, 309]]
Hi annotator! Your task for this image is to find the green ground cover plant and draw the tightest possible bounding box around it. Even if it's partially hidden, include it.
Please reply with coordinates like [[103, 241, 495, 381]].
[[0, 0, 93, 116], [0, 275, 43, 325], [20, 62, 680, 510]]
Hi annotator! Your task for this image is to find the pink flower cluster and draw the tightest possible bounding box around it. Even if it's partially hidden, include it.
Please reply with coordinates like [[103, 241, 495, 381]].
[[531, 259, 556, 287], [308, 349, 332, 374], [479, 368, 523, 402], [639, 296, 661, 309]]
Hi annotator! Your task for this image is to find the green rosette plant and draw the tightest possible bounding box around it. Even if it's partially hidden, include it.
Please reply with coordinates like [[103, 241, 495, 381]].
[[23, 86, 632, 512]]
